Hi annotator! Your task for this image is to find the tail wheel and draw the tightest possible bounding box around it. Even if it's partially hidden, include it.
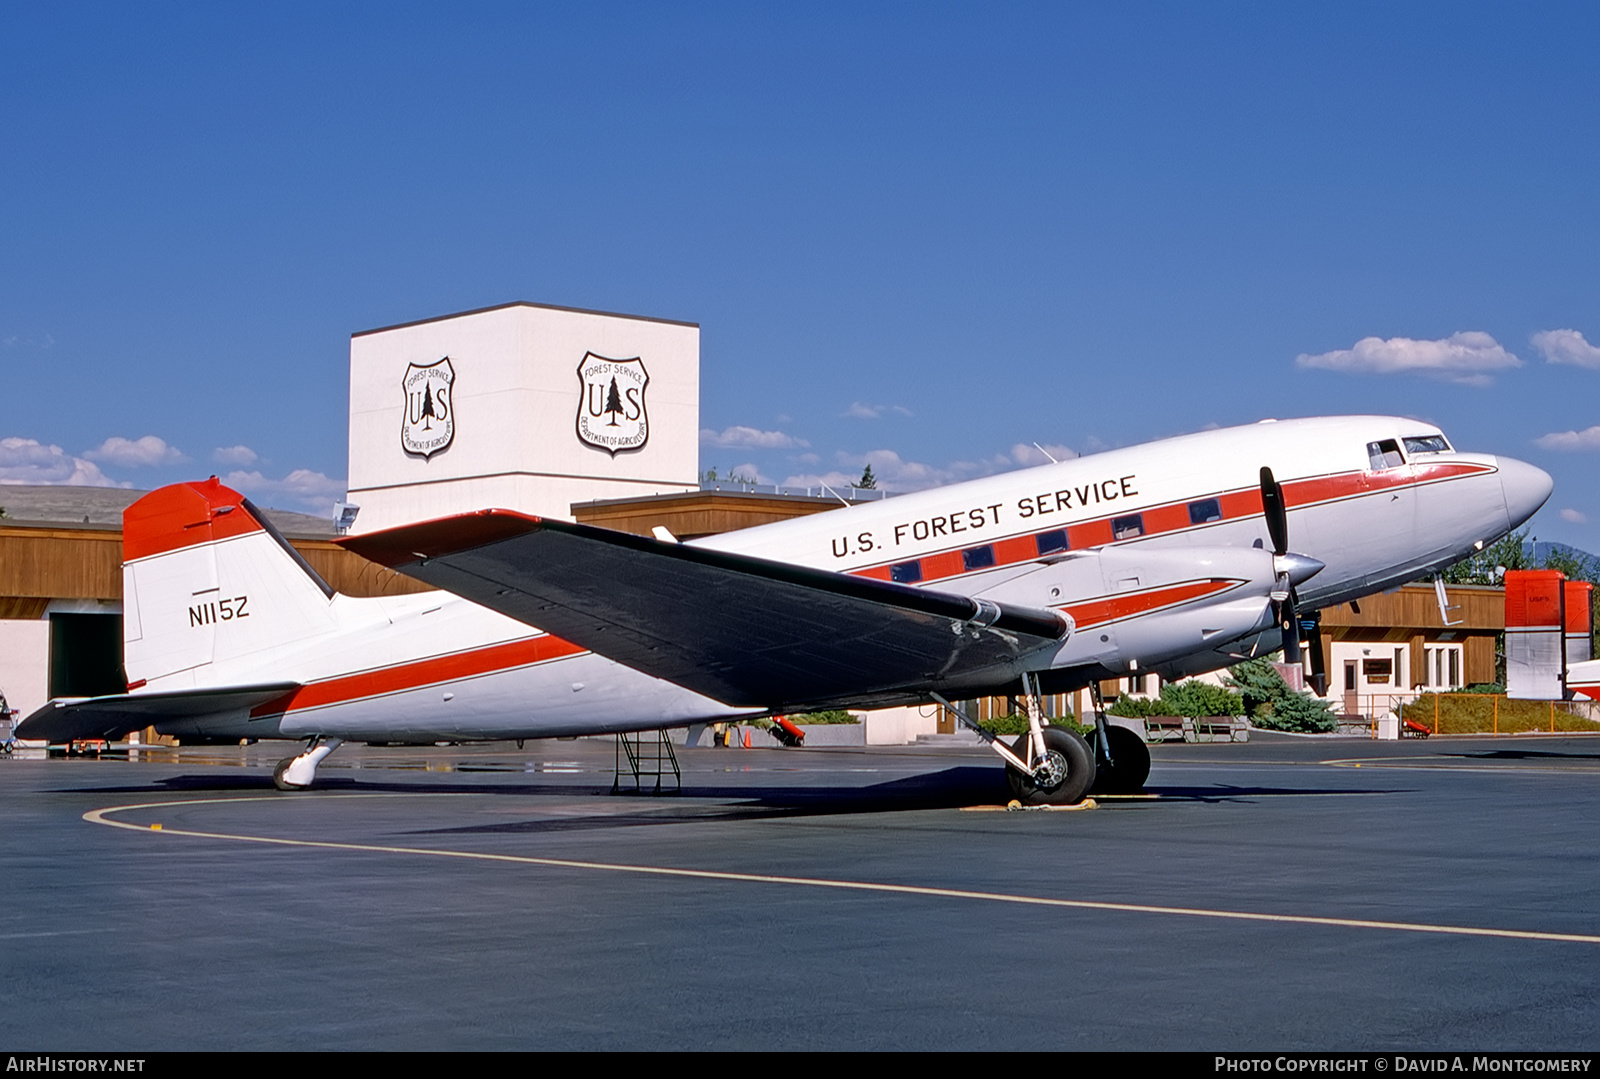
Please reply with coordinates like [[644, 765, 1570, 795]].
[[1087, 724, 1151, 794], [273, 756, 307, 791], [1007, 727, 1095, 806]]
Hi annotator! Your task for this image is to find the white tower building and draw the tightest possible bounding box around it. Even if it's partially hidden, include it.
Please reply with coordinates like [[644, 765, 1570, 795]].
[[346, 302, 700, 533]]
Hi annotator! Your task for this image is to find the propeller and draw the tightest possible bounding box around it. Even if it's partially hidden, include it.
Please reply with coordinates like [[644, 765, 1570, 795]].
[[1260, 466, 1324, 672]]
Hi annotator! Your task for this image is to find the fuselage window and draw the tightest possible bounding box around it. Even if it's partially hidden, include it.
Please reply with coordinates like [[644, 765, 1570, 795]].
[[1403, 435, 1452, 456], [1035, 530, 1068, 556], [891, 560, 923, 584], [1366, 439, 1405, 470], [1188, 498, 1222, 525], [962, 545, 996, 572], [1111, 514, 1144, 540]]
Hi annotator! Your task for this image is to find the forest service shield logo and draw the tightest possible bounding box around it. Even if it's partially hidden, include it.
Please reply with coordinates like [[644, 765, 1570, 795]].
[[576, 353, 649, 455], [400, 358, 455, 460]]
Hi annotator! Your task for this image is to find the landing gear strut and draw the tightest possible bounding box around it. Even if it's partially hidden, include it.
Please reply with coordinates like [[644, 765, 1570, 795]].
[[273, 737, 342, 791], [935, 672, 1096, 806], [1084, 680, 1150, 795]]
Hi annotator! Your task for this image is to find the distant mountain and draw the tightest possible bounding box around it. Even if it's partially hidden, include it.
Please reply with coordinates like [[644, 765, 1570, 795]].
[[1528, 541, 1600, 578]]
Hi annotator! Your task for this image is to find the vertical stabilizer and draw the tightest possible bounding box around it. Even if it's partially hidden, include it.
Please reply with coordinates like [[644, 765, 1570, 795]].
[[123, 479, 338, 688]]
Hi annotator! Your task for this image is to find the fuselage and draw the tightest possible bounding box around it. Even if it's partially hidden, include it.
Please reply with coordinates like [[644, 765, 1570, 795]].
[[133, 415, 1552, 743]]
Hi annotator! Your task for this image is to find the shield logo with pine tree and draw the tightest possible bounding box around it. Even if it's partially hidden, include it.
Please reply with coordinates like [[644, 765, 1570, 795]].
[[576, 352, 649, 455], [400, 357, 456, 460]]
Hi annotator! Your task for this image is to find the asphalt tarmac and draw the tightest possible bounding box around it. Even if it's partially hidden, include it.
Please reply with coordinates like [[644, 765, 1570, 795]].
[[3, 733, 1599, 1051]]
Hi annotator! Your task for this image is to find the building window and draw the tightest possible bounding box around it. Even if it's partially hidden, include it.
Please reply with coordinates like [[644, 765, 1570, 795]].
[[1111, 514, 1144, 540], [891, 560, 923, 584], [1035, 530, 1068, 556], [1188, 498, 1222, 525], [1424, 644, 1464, 689], [962, 545, 996, 572]]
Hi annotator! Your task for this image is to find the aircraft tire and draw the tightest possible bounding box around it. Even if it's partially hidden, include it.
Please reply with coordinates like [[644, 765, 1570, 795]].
[[1007, 727, 1095, 806], [1086, 724, 1151, 794], [272, 756, 308, 792]]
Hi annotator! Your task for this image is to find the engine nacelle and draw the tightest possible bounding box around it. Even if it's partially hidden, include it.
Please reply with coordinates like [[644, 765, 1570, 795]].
[[972, 545, 1297, 675]]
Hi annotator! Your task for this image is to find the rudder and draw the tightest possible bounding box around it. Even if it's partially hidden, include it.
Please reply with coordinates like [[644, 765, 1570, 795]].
[[123, 478, 337, 688]]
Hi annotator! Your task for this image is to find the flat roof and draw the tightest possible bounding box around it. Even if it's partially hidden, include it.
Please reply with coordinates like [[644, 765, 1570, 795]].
[[353, 300, 699, 338]]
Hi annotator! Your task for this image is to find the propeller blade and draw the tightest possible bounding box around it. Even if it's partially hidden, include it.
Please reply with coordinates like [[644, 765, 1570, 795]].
[[1304, 613, 1328, 696], [1279, 585, 1302, 666], [1260, 466, 1289, 556]]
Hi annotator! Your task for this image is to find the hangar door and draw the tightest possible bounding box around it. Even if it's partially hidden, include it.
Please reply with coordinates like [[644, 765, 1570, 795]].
[[49, 613, 126, 699]]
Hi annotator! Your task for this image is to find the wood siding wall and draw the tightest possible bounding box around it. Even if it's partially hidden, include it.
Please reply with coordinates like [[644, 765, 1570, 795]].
[[0, 524, 434, 603], [572, 491, 843, 539]]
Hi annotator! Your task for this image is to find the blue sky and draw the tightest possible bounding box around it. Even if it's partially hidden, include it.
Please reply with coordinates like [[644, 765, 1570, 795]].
[[3, 3, 1599, 546]]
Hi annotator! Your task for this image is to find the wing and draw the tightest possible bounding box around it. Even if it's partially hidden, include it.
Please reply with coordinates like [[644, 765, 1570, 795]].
[[16, 683, 299, 743], [340, 512, 1069, 710]]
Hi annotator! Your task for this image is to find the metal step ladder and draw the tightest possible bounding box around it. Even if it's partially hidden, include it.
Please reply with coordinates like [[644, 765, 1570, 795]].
[[612, 729, 682, 794]]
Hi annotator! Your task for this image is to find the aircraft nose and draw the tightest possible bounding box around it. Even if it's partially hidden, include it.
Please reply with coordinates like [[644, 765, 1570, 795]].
[[1498, 456, 1554, 529]]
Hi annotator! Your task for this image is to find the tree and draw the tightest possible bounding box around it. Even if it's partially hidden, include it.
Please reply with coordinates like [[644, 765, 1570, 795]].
[[1222, 657, 1337, 733], [858, 464, 877, 489], [419, 384, 436, 429], [1438, 528, 1532, 585]]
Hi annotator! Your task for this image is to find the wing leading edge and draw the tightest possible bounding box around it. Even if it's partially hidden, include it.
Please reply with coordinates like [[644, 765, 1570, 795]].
[[340, 512, 1070, 710]]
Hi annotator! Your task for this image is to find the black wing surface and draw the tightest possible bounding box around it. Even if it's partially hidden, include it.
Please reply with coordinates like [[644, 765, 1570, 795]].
[[340, 512, 1068, 710], [16, 683, 299, 743]]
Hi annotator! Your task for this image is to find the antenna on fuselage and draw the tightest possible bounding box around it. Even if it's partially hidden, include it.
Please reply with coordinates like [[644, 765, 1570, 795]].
[[1032, 442, 1060, 465]]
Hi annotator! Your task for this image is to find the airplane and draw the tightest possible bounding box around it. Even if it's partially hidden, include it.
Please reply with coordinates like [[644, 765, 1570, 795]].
[[18, 414, 1553, 805]]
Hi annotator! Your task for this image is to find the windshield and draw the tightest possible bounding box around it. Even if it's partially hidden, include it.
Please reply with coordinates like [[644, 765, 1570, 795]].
[[1402, 434, 1452, 456]]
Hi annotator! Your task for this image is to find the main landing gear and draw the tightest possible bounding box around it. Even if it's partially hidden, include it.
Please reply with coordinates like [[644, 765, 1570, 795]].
[[273, 737, 342, 791], [936, 673, 1150, 806]]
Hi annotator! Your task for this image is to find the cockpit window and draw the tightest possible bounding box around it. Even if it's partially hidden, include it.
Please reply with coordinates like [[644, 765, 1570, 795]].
[[1367, 439, 1405, 470], [1403, 435, 1452, 456]]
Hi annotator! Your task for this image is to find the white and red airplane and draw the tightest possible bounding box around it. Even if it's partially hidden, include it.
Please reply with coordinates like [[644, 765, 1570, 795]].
[[18, 415, 1552, 804]]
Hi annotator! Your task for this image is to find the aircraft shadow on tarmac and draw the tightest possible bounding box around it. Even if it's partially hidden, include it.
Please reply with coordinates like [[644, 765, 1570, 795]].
[[57, 767, 1405, 831], [1448, 748, 1600, 762]]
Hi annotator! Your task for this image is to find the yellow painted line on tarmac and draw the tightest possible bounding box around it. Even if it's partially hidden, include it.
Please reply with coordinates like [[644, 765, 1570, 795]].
[[84, 794, 1600, 946], [1322, 756, 1600, 774]]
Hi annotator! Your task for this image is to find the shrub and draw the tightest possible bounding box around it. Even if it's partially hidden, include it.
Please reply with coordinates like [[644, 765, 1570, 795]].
[[1223, 657, 1336, 733], [979, 712, 1092, 738], [1159, 679, 1243, 718], [789, 710, 860, 725], [1401, 694, 1600, 735], [1107, 695, 1177, 718]]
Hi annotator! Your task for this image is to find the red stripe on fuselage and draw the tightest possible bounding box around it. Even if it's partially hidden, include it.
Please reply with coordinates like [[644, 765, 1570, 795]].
[[250, 634, 588, 717], [850, 462, 1494, 585]]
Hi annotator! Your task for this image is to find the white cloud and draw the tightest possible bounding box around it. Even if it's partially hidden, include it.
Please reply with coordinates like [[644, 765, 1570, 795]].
[[782, 438, 1086, 494], [842, 402, 913, 419], [1532, 329, 1600, 369], [1008, 442, 1078, 467], [3, 333, 54, 349], [1295, 331, 1522, 386], [699, 425, 809, 450], [1561, 508, 1588, 524], [1535, 426, 1600, 452], [84, 435, 186, 468], [0, 437, 120, 486], [221, 468, 346, 513], [212, 444, 260, 466]]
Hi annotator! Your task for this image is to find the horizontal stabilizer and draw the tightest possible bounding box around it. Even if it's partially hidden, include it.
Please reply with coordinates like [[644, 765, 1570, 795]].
[[16, 683, 299, 744], [341, 512, 1069, 709]]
